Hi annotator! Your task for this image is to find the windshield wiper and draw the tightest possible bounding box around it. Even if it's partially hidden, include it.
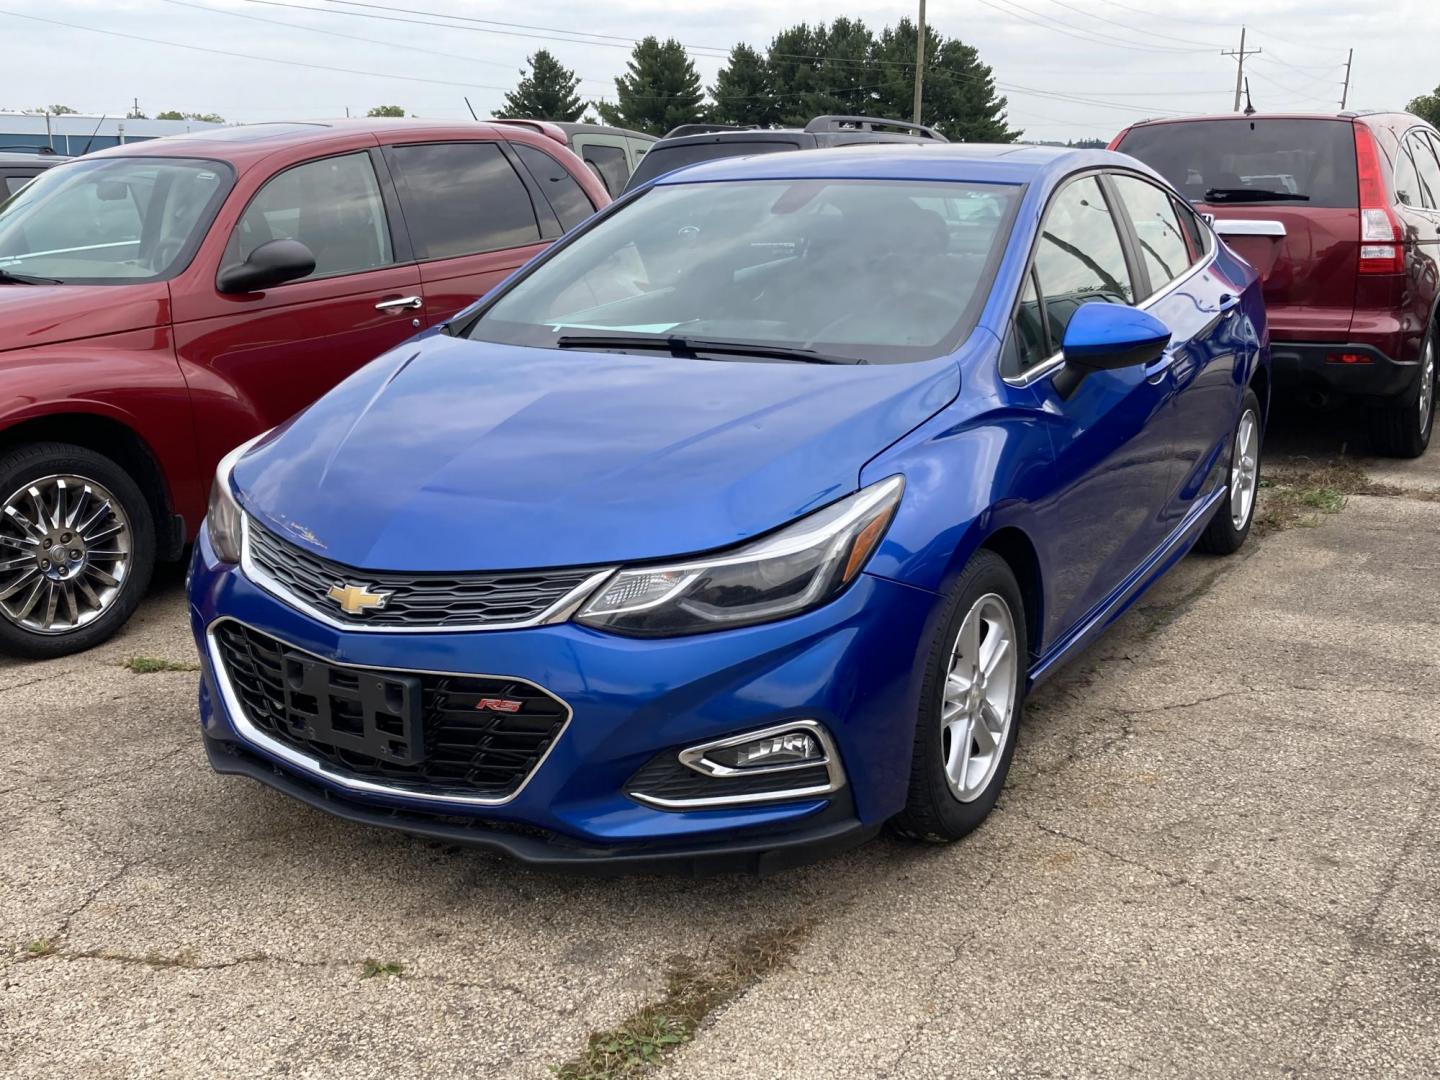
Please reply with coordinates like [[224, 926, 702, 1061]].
[[1203, 188, 1311, 203], [0, 268, 64, 285], [555, 333, 863, 365]]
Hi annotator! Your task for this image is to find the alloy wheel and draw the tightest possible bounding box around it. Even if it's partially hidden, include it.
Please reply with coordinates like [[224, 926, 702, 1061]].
[[940, 593, 1019, 802], [1230, 408, 1260, 531], [0, 474, 132, 635], [1420, 338, 1435, 438]]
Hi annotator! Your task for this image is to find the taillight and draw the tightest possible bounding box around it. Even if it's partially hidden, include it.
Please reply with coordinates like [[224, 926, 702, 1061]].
[[1354, 124, 1404, 274], [1108, 127, 1130, 151]]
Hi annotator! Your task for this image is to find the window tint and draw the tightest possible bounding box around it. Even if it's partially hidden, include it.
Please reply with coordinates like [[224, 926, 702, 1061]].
[[4, 174, 38, 197], [1170, 195, 1209, 256], [1405, 131, 1440, 209], [1006, 269, 1048, 374], [624, 140, 802, 192], [581, 143, 629, 196], [1116, 118, 1358, 208], [389, 141, 541, 259], [1393, 139, 1422, 208], [228, 152, 392, 280], [1110, 174, 1193, 292], [1032, 176, 1135, 347], [513, 143, 595, 231]]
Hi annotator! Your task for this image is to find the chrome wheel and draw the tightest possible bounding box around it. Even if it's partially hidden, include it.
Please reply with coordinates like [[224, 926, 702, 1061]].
[[1420, 338, 1435, 437], [941, 593, 1018, 802], [1230, 408, 1260, 531], [0, 474, 132, 635]]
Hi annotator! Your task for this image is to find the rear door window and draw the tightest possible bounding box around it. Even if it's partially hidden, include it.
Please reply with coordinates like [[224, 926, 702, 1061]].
[[227, 152, 393, 280], [1110, 173, 1194, 294], [1032, 175, 1136, 346], [1405, 130, 1440, 210], [1116, 118, 1359, 208], [387, 141, 541, 259], [580, 143, 629, 197], [511, 143, 595, 231]]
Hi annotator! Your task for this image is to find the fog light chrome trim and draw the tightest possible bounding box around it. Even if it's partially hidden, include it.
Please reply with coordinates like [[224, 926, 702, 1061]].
[[629, 719, 846, 810]]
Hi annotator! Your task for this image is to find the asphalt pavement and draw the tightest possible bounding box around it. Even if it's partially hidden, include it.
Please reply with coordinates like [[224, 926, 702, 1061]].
[[2, 406, 1437, 1079]]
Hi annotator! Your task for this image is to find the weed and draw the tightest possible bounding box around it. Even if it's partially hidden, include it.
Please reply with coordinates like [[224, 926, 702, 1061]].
[[552, 924, 808, 1080], [25, 938, 58, 958], [123, 656, 200, 674], [1254, 459, 1397, 534], [360, 958, 404, 979]]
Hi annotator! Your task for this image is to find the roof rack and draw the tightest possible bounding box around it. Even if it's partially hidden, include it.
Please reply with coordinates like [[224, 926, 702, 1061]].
[[0, 144, 60, 155], [663, 123, 758, 139], [486, 118, 568, 146], [804, 116, 947, 141]]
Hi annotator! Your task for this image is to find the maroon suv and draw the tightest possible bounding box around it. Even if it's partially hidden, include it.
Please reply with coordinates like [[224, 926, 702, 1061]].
[[1113, 112, 1440, 457]]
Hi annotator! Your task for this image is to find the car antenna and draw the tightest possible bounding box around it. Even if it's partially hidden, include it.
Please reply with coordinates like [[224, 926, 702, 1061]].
[[80, 114, 108, 156], [1242, 79, 1256, 116], [464, 96, 479, 121]]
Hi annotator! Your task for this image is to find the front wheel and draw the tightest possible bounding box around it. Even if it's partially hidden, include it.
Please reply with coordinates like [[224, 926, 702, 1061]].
[[891, 550, 1027, 843], [1368, 331, 1436, 459], [1197, 388, 1262, 556], [0, 442, 156, 658]]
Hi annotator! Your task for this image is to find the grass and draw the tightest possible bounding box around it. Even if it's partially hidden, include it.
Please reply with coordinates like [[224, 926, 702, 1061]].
[[1254, 459, 1401, 534], [122, 656, 200, 674], [25, 938, 58, 958], [552, 924, 809, 1080], [360, 958, 404, 980]]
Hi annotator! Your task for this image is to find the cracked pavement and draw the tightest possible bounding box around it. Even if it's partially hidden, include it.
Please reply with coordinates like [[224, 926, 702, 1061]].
[[3, 412, 1438, 1078]]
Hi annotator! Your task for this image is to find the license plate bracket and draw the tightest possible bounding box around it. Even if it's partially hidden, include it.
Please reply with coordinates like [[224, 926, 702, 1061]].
[[281, 654, 424, 766]]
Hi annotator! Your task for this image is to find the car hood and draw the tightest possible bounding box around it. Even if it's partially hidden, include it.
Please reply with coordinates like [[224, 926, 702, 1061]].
[[233, 335, 959, 571], [0, 282, 170, 352]]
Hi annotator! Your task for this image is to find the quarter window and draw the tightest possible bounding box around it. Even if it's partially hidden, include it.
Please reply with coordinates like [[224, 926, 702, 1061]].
[[1110, 174, 1193, 294], [226, 152, 393, 280], [1032, 176, 1135, 348], [1405, 131, 1440, 209], [388, 141, 541, 259], [512, 143, 595, 231]]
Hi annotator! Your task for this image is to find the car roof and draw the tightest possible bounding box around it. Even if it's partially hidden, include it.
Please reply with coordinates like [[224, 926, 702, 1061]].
[[0, 151, 69, 167], [647, 142, 1131, 188], [80, 119, 543, 166], [551, 121, 655, 141]]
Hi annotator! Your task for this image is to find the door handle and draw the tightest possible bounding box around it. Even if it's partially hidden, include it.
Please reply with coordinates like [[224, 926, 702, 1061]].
[[376, 295, 423, 312]]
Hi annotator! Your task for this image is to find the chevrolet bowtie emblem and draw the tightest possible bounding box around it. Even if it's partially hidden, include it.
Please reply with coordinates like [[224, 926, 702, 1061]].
[[326, 582, 391, 615]]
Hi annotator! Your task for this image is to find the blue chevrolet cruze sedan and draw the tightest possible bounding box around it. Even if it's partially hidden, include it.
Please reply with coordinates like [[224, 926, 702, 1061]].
[[189, 144, 1269, 873]]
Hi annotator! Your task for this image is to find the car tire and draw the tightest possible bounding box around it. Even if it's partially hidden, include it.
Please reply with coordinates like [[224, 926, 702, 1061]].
[[0, 442, 156, 659], [1368, 329, 1436, 459], [891, 549, 1027, 844], [1197, 388, 1263, 556]]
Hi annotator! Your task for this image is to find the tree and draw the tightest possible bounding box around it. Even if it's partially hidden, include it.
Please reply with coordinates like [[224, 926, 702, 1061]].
[[709, 43, 777, 128], [871, 19, 1018, 142], [367, 105, 406, 118], [36, 104, 78, 115], [496, 50, 584, 121], [595, 37, 704, 136], [1409, 87, 1440, 129], [156, 110, 225, 123]]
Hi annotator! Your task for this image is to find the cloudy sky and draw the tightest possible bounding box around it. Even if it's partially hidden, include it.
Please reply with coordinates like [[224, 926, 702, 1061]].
[[4, 0, 1437, 141]]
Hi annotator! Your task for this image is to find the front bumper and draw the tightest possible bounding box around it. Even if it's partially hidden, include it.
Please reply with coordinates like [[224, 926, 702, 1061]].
[[189, 528, 940, 869], [1270, 341, 1417, 401]]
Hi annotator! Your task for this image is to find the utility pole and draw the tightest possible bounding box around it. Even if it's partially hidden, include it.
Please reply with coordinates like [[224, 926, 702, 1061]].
[[1340, 48, 1353, 109], [1222, 27, 1261, 113], [912, 0, 927, 125]]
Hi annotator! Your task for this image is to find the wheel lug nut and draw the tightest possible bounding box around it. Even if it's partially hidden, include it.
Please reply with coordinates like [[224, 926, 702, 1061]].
[[70, 550, 81, 560], [57, 567, 67, 577], [40, 559, 50, 570]]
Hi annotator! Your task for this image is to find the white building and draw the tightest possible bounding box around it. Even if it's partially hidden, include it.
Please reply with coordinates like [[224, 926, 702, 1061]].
[[0, 112, 225, 156]]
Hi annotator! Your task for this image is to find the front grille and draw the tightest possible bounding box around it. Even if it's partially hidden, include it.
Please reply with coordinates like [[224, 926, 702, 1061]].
[[627, 752, 834, 808], [245, 519, 601, 629], [215, 622, 568, 799]]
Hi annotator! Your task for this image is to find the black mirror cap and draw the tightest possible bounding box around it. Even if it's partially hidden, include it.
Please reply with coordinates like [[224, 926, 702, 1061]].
[[216, 238, 317, 294]]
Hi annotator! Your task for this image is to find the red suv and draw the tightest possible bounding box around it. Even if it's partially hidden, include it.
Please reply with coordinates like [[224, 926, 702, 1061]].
[[1113, 112, 1440, 457], [0, 119, 606, 657]]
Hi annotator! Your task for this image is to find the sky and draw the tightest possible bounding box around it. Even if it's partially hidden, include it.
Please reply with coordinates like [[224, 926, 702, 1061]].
[[3, 0, 1438, 142]]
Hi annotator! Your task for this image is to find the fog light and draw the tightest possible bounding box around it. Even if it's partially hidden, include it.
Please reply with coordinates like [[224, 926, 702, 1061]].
[[1326, 351, 1372, 365], [708, 731, 822, 770]]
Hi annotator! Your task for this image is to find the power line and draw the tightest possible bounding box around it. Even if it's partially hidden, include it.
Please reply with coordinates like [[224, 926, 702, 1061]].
[[976, 0, 1213, 54], [1033, 0, 1223, 50]]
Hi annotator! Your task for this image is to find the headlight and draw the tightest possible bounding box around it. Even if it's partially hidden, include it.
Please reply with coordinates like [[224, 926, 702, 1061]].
[[575, 475, 904, 636], [205, 433, 266, 564]]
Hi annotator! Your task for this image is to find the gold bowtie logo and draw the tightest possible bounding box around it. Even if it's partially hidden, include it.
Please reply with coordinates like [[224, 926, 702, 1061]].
[[326, 582, 391, 615]]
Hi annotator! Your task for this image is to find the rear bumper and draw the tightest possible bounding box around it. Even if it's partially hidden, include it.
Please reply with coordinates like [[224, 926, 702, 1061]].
[[1270, 341, 1416, 401]]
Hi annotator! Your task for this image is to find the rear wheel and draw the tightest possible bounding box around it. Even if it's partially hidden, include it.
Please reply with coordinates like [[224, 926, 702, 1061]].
[[1368, 331, 1436, 459], [1197, 388, 1262, 555], [891, 550, 1027, 843], [0, 443, 156, 658]]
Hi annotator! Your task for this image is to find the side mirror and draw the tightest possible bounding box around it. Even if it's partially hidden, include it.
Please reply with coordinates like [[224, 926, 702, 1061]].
[[1053, 303, 1171, 399], [216, 238, 316, 294]]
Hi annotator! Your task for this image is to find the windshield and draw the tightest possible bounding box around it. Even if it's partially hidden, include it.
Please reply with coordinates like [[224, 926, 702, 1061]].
[[1116, 119, 1358, 207], [0, 157, 232, 284], [468, 178, 1019, 365]]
